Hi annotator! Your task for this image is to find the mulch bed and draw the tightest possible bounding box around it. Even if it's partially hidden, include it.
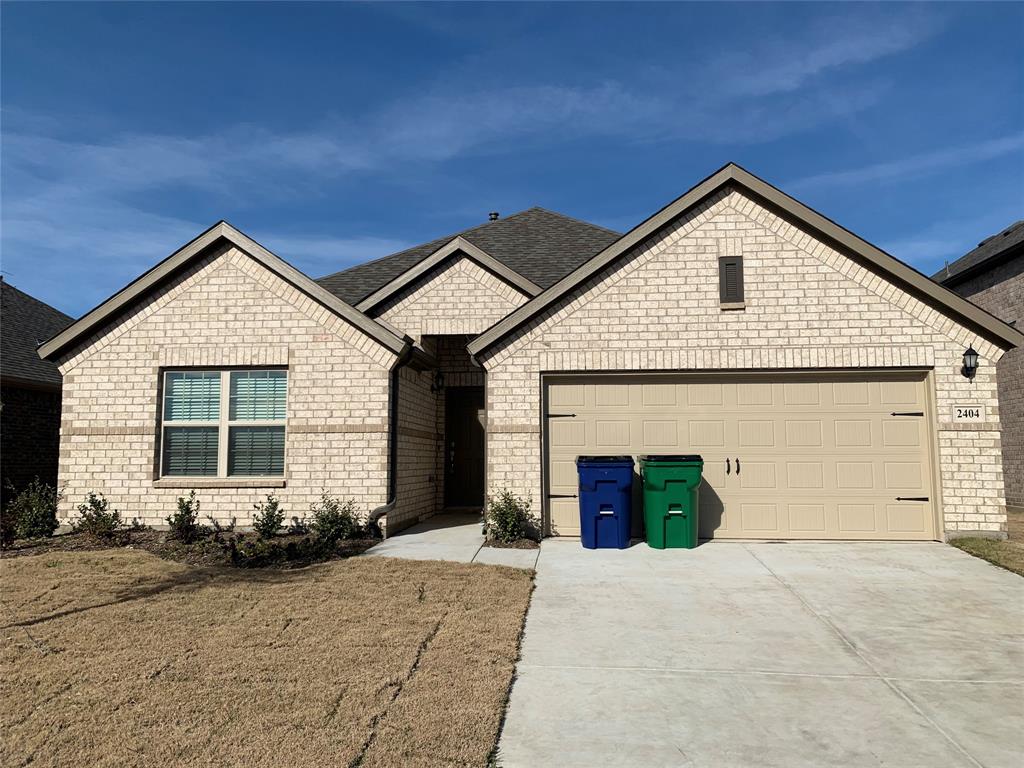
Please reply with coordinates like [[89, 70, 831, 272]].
[[2, 528, 377, 568], [482, 537, 540, 550]]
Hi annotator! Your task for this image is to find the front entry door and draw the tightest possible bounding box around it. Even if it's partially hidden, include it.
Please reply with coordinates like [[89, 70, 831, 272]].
[[444, 386, 485, 507]]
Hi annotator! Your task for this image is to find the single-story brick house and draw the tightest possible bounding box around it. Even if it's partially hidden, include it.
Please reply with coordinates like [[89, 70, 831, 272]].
[[933, 221, 1023, 510], [39, 164, 1023, 540], [2, 279, 73, 506]]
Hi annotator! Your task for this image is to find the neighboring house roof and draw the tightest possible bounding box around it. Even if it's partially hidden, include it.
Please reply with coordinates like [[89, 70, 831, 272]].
[[316, 207, 621, 306], [37, 221, 412, 363], [931, 220, 1024, 286], [469, 163, 1024, 357], [356, 236, 543, 313], [1, 280, 73, 388]]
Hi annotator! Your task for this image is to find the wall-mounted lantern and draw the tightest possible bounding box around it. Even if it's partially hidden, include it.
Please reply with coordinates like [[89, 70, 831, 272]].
[[430, 370, 446, 393], [962, 346, 979, 380]]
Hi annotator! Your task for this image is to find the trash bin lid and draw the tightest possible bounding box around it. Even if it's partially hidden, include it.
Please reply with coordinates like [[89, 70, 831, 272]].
[[640, 454, 703, 463], [575, 455, 635, 465]]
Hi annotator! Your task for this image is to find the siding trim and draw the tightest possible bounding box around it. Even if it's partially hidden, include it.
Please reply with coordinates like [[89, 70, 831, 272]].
[[38, 221, 410, 362], [468, 163, 1024, 356]]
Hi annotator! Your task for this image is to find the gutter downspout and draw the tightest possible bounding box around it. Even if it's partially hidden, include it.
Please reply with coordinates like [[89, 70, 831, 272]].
[[368, 340, 415, 537]]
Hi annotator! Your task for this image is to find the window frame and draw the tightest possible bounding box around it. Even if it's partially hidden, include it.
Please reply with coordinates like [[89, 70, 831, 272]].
[[159, 368, 287, 480]]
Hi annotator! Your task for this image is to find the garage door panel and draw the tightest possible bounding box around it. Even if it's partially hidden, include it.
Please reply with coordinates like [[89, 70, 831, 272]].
[[549, 497, 580, 536], [833, 381, 870, 406], [642, 420, 679, 447], [886, 502, 928, 533], [689, 420, 725, 447], [737, 382, 774, 406], [884, 462, 924, 490], [595, 420, 630, 448], [880, 380, 920, 406], [785, 420, 824, 447], [738, 420, 775, 447], [550, 419, 586, 448], [835, 420, 872, 447], [688, 383, 724, 406], [882, 419, 923, 447], [642, 383, 677, 407], [544, 374, 936, 541], [788, 504, 827, 533]]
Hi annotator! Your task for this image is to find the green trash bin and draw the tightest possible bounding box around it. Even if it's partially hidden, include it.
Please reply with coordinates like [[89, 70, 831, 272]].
[[640, 455, 704, 549]]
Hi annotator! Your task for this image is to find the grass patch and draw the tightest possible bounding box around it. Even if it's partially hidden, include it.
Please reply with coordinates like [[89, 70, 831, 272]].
[[0, 549, 534, 767], [949, 507, 1024, 577]]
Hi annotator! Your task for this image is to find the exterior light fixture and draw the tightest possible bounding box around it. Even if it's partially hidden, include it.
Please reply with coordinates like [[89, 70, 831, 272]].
[[962, 346, 979, 380], [430, 370, 446, 393]]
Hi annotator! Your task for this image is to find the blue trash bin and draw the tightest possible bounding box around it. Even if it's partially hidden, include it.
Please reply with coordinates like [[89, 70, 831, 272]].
[[576, 455, 634, 549]]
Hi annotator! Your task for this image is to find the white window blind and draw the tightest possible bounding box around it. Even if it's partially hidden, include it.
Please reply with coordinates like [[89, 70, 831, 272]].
[[160, 369, 287, 478]]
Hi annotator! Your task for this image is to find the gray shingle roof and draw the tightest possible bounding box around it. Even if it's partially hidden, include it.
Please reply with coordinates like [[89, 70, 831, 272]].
[[1, 280, 73, 387], [316, 207, 621, 305], [933, 220, 1024, 285]]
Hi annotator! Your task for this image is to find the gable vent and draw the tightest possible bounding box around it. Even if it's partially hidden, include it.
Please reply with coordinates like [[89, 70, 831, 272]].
[[719, 255, 744, 303]]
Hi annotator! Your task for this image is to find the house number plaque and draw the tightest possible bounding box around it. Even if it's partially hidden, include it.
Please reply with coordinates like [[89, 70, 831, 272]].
[[951, 405, 985, 422]]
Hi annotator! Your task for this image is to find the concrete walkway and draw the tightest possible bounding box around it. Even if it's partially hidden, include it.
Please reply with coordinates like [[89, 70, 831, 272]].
[[498, 540, 1024, 768], [361, 512, 539, 569]]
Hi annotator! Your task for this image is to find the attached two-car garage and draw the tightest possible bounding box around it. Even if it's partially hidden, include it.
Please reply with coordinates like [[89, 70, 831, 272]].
[[544, 372, 939, 541]]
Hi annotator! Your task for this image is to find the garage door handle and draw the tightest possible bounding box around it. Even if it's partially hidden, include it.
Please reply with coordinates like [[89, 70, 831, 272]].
[[735, 457, 740, 475], [895, 497, 929, 502], [726, 458, 731, 475], [547, 494, 578, 499], [546, 413, 577, 418], [890, 412, 924, 417]]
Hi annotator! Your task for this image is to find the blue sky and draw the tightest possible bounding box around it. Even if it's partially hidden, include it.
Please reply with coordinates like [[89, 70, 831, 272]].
[[3, 1, 1022, 316]]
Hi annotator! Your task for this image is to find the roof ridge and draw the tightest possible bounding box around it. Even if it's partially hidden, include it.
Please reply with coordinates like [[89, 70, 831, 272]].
[[316, 208, 538, 282], [526, 206, 622, 236]]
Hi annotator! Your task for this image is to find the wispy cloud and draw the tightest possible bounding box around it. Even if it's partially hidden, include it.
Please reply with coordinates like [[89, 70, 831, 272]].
[[789, 134, 1024, 192], [2, 7, 945, 314], [713, 10, 944, 97], [881, 205, 1023, 275]]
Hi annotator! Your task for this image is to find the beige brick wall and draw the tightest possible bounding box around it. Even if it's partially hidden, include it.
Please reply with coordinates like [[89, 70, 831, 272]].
[[374, 256, 525, 526], [378, 256, 529, 342], [55, 244, 397, 527], [944, 254, 1023, 507], [388, 365, 439, 534], [479, 187, 1009, 538]]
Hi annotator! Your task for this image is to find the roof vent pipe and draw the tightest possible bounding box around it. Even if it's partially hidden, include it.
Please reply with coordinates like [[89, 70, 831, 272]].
[[488, 211, 499, 221]]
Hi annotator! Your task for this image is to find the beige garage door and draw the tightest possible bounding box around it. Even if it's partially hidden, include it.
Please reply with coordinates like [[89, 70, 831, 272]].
[[545, 373, 937, 541]]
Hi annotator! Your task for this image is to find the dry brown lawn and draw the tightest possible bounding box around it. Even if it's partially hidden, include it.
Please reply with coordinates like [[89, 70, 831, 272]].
[[0, 550, 534, 767], [950, 506, 1024, 577]]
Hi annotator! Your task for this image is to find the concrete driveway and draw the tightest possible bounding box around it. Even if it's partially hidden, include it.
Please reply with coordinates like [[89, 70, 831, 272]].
[[498, 541, 1023, 768]]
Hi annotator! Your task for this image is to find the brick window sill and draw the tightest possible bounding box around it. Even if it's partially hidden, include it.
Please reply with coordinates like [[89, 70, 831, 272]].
[[720, 301, 746, 311], [153, 478, 287, 489]]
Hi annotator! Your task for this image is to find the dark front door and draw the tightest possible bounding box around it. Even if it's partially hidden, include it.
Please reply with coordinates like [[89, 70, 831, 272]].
[[444, 386, 485, 507]]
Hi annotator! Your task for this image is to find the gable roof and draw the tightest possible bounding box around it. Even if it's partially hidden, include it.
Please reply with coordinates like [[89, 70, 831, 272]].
[[37, 221, 410, 363], [469, 163, 1024, 357], [1, 280, 74, 388], [316, 207, 621, 306], [355, 236, 542, 312], [932, 220, 1024, 286]]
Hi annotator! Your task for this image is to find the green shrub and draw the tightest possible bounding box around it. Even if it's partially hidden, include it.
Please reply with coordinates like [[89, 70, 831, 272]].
[[4, 478, 62, 540], [166, 490, 202, 542], [309, 492, 361, 544], [252, 494, 284, 539], [72, 493, 123, 540], [484, 490, 539, 543], [1, 509, 16, 549]]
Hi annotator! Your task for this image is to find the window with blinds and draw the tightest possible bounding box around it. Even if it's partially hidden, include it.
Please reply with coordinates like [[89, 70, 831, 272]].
[[160, 369, 287, 478], [718, 255, 744, 304]]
